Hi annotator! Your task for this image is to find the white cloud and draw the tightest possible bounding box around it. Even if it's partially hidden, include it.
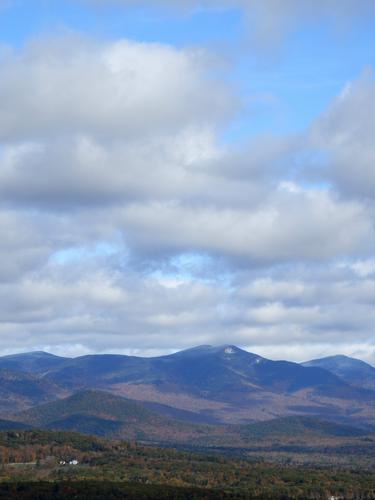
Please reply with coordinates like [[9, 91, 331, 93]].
[[309, 69, 375, 202], [118, 187, 374, 263], [0, 257, 374, 363], [0, 36, 231, 142], [0, 33, 374, 361]]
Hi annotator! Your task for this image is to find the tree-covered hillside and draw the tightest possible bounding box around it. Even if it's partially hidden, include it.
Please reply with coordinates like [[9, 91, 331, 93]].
[[0, 430, 374, 499]]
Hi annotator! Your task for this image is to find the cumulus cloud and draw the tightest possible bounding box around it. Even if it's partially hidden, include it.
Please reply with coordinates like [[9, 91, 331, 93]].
[[118, 187, 374, 264], [0, 32, 374, 361], [309, 69, 375, 202], [0, 37, 239, 211], [0, 130, 294, 211], [0, 36, 231, 142], [1, 37, 374, 263]]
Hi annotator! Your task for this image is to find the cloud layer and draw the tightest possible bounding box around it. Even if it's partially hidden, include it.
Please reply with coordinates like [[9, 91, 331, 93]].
[[0, 27, 375, 361]]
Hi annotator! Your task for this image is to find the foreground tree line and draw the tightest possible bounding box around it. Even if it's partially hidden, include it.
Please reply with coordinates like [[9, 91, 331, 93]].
[[0, 430, 374, 499]]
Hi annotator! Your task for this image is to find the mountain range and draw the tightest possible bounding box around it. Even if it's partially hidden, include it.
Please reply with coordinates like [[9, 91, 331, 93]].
[[0, 345, 374, 431]]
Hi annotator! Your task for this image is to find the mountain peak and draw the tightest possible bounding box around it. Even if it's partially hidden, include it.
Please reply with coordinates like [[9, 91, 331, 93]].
[[169, 344, 253, 359], [303, 354, 375, 369], [302, 354, 375, 391]]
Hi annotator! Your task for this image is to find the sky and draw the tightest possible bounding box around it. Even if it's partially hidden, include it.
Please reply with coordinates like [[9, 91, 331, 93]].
[[1, 0, 375, 363]]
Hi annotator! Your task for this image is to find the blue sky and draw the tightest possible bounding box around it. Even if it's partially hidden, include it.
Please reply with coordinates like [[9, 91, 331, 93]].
[[0, 0, 375, 361], [3, 0, 375, 137]]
